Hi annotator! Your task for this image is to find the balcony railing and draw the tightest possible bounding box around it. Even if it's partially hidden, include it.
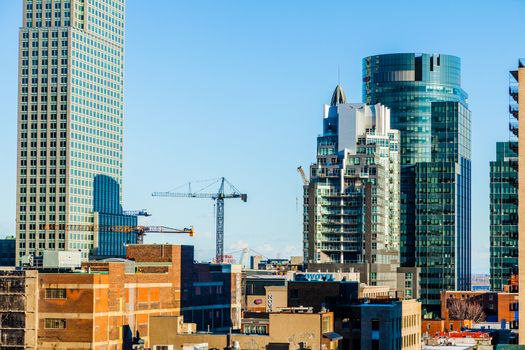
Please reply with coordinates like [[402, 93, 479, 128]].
[[509, 104, 519, 120], [509, 85, 519, 103], [509, 122, 519, 137], [509, 141, 518, 154]]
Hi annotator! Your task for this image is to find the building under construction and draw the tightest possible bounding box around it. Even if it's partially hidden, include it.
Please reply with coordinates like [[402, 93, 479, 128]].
[[0, 269, 38, 349]]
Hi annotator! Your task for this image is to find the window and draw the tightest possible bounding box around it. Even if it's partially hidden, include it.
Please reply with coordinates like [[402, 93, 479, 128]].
[[154, 346, 173, 350], [46, 288, 66, 299], [371, 319, 379, 331], [322, 316, 331, 332], [45, 318, 66, 329]]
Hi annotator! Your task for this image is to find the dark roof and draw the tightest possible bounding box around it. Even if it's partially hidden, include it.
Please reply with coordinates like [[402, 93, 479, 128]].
[[323, 332, 343, 341]]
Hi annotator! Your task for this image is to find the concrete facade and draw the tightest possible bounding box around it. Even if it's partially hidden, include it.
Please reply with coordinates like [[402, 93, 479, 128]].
[[401, 300, 422, 350], [396, 267, 420, 300], [244, 285, 287, 314], [304, 86, 401, 292], [150, 312, 339, 350]]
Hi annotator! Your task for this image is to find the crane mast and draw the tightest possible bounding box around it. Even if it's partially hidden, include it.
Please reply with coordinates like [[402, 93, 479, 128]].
[[297, 166, 309, 186], [216, 196, 225, 262]]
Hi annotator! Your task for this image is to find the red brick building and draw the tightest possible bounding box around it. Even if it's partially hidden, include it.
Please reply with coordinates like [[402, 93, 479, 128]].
[[38, 244, 187, 349], [440, 290, 518, 328], [1, 244, 241, 350]]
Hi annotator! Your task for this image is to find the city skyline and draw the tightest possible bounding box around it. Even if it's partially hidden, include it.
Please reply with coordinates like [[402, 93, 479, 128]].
[[1, 1, 525, 272]]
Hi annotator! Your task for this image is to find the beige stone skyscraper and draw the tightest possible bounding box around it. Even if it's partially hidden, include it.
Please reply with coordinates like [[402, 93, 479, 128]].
[[16, 0, 126, 264]]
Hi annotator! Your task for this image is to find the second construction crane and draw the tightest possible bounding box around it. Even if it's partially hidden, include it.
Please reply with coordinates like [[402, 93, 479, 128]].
[[152, 177, 247, 263]]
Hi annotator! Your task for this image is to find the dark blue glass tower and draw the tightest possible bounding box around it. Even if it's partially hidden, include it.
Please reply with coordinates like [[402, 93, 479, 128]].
[[92, 175, 138, 258], [489, 142, 518, 291], [363, 53, 471, 313]]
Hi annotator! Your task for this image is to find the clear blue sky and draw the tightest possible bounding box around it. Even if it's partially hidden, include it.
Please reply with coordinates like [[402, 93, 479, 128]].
[[0, 0, 523, 273]]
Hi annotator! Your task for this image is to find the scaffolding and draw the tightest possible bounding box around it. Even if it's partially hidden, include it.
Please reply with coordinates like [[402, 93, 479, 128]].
[[0, 270, 37, 349]]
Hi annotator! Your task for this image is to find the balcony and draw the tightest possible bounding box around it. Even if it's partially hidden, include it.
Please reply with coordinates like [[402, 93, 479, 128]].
[[509, 122, 519, 137], [509, 104, 519, 120], [320, 244, 360, 252], [509, 141, 518, 154], [509, 85, 519, 103]]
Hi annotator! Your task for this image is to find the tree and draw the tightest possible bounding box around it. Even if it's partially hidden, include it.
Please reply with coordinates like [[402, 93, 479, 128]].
[[447, 298, 486, 323]]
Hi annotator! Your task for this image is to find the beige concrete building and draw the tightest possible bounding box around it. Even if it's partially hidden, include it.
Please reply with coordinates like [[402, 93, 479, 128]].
[[265, 285, 287, 312], [516, 60, 525, 344], [358, 284, 390, 299], [401, 299, 422, 350], [151, 312, 340, 350]]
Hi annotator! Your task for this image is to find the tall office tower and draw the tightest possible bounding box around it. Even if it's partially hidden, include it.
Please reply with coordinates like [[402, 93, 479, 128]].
[[16, 0, 134, 263], [304, 85, 401, 290], [489, 142, 518, 291], [511, 60, 525, 344], [363, 53, 471, 314]]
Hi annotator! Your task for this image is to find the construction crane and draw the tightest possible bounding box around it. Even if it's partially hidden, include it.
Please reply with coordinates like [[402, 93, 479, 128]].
[[152, 177, 247, 263], [223, 246, 270, 268], [43, 224, 193, 245], [297, 166, 309, 186], [123, 209, 151, 217], [133, 226, 193, 244]]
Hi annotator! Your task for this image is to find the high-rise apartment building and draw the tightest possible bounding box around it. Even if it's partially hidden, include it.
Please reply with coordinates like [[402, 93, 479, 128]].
[[511, 59, 525, 344], [363, 53, 471, 313], [16, 0, 135, 263], [489, 142, 518, 291], [304, 85, 401, 290]]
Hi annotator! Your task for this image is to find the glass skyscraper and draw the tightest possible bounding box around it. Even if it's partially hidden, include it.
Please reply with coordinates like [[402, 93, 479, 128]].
[[489, 142, 518, 291], [363, 53, 471, 313], [16, 0, 135, 263]]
